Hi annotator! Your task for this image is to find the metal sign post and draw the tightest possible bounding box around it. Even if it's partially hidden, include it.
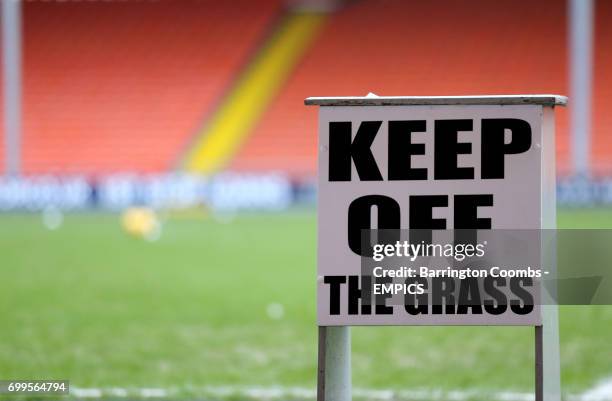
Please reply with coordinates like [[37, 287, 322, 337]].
[[317, 326, 350, 401], [306, 94, 567, 401]]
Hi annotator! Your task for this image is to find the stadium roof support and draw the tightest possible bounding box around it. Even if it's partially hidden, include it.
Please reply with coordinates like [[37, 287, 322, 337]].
[[2, 0, 22, 177], [569, 0, 594, 177]]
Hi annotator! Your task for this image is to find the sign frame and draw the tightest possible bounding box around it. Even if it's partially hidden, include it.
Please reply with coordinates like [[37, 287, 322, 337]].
[[306, 94, 567, 401]]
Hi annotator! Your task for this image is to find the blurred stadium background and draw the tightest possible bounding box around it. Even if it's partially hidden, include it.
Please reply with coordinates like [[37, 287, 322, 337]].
[[1, 0, 611, 400]]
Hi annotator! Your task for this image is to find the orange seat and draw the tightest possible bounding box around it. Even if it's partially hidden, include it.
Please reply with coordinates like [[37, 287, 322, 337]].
[[231, 0, 582, 177], [0, 0, 280, 175]]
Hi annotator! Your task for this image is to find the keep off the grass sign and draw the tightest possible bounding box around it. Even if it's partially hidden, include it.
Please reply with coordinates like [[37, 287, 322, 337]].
[[306, 95, 567, 326]]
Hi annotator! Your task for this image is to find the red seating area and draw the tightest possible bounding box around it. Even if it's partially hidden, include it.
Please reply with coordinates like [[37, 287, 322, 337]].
[[231, 0, 610, 177], [593, 0, 612, 173], [0, 0, 280, 175], [0, 0, 611, 177]]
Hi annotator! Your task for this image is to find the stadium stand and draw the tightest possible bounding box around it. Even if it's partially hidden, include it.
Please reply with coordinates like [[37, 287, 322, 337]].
[[0, 0, 281, 174], [593, 0, 612, 174], [1, 0, 611, 178], [184, 12, 326, 175], [231, 0, 579, 177]]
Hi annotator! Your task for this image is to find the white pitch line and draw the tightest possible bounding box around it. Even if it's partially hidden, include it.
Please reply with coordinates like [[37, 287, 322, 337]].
[[579, 379, 612, 401], [71, 388, 103, 398], [69, 380, 612, 401]]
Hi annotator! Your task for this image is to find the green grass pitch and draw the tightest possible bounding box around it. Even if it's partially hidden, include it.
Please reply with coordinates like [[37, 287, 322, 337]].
[[0, 209, 611, 396]]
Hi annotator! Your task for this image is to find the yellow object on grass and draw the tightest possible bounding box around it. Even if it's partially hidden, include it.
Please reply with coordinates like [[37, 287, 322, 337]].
[[121, 207, 161, 241]]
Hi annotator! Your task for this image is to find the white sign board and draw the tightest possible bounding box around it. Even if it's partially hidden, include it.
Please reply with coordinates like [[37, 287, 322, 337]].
[[309, 95, 566, 326]]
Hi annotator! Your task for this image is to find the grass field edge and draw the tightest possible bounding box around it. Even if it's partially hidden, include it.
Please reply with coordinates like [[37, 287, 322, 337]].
[[62, 380, 612, 401]]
